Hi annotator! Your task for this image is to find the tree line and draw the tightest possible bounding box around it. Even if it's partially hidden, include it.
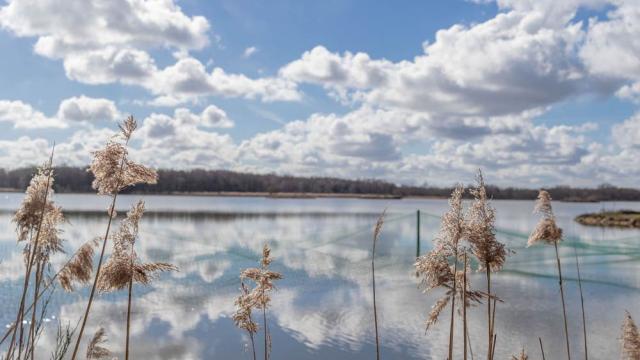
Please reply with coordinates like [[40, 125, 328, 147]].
[[0, 166, 639, 201]]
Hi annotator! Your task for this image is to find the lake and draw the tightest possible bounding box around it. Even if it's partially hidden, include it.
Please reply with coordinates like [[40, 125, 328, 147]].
[[1, 193, 639, 359]]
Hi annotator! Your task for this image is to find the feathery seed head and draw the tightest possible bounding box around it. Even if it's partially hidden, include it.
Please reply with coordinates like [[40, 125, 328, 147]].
[[119, 115, 137, 140], [467, 169, 506, 271], [621, 311, 640, 360], [511, 348, 529, 360], [433, 185, 466, 257], [89, 117, 157, 195], [14, 165, 66, 264], [86, 327, 111, 359], [528, 190, 563, 246], [98, 200, 176, 292], [13, 166, 56, 241], [233, 282, 259, 334], [241, 244, 283, 309], [58, 237, 100, 292]]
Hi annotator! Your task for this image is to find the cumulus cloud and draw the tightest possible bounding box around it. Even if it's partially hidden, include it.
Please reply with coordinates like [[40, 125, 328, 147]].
[[134, 110, 237, 169], [0, 0, 301, 104], [612, 112, 640, 149], [149, 57, 301, 105], [0, 0, 210, 56], [280, 10, 593, 117], [239, 107, 406, 176], [57, 96, 120, 123], [0, 100, 66, 128]]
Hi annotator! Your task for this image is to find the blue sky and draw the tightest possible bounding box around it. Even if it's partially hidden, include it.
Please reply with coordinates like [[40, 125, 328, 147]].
[[0, 0, 639, 187]]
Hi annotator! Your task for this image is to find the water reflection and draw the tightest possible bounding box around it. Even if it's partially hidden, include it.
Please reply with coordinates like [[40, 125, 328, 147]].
[[0, 194, 639, 359]]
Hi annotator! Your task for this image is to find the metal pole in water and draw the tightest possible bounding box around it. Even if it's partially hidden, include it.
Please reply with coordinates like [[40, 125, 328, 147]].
[[416, 210, 421, 257]]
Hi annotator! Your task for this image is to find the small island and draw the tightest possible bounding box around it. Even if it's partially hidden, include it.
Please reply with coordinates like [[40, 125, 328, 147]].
[[575, 210, 640, 228]]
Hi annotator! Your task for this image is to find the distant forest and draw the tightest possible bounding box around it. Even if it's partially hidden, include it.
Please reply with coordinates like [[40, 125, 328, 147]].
[[1, 166, 639, 201]]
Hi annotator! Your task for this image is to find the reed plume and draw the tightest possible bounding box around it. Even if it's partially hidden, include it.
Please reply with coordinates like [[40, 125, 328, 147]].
[[528, 189, 570, 360], [467, 170, 506, 360], [234, 282, 259, 360], [621, 311, 640, 360], [241, 244, 283, 360], [512, 348, 529, 360], [415, 185, 481, 360], [97, 200, 175, 360], [71, 116, 158, 360], [58, 238, 100, 292], [371, 211, 385, 360], [85, 328, 112, 360]]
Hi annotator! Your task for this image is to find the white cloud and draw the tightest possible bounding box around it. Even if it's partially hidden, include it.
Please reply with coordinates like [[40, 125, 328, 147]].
[[0, 0, 210, 57], [281, 9, 593, 117], [0, 100, 66, 128], [62, 47, 158, 85], [173, 105, 234, 128], [134, 110, 238, 169], [149, 57, 302, 104], [243, 46, 258, 58], [612, 112, 640, 149], [0, 0, 301, 104], [57, 96, 120, 123]]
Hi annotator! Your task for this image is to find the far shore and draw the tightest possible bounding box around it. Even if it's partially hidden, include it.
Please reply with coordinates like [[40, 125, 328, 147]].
[[3, 190, 640, 202]]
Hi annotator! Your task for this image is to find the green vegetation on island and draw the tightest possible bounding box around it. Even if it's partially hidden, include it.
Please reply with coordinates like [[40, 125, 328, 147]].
[[575, 210, 640, 228]]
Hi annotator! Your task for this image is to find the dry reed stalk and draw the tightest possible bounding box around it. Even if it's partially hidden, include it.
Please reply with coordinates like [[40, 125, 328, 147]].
[[539, 337, 546, 360], [490, 298, 497, 360], [241, 244, 283, 360], [51, 322, 77, 360], [463, 252, 468, 360], [574, 249, 588, 360], [491, 333, 497, 360], [528, 190, 571, 360], [467, 170, 506, 360], [28, 261, 43, 360], [71, 116, 158, 360], [621, 311, 640, 360], [449, 256, 458, 360], [371, 211, 385, 360], [7, 147, 57, 359], [467, 325, 475, 360]]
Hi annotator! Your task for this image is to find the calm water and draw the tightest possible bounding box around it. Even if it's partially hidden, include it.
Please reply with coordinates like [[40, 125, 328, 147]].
[[1, 193, 639, 359]]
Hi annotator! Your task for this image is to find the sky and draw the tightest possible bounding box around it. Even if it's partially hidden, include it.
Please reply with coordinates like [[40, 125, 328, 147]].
[[0, 0, 639, 187]]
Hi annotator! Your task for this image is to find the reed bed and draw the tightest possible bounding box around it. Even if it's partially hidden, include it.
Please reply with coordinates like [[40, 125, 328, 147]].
[[0, 120, 638, 359]]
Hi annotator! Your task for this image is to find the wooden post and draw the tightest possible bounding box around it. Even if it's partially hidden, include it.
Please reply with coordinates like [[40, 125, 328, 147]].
[[416, 210, 421, 257]]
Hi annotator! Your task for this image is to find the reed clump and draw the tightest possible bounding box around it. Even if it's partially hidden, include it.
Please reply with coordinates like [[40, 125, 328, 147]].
[[6, 151, 65, 360], [70, 116, 158, 360], [415, 185, 483, 360]]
